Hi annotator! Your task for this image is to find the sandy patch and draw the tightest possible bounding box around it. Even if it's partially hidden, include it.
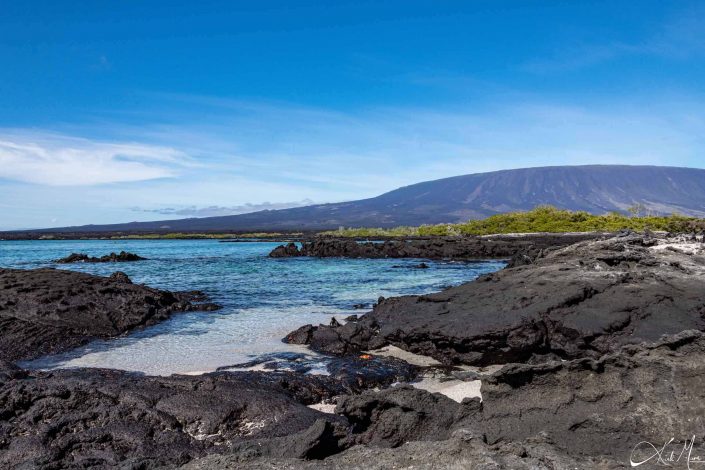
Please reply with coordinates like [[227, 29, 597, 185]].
[[180, 370, 212, 376], [411, 377, 483, 403], [308, 402, 337, 414], [651, 241, 704, 255], [366, 345, 443, 367]]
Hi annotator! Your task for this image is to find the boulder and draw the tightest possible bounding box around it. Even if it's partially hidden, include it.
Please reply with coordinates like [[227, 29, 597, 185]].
[[0, 267, 220, 362], [286, 235, 705, 365]]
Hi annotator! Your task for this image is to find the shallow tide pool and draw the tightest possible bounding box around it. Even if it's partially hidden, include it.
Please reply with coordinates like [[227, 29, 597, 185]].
[[0, 239, 504, 375]]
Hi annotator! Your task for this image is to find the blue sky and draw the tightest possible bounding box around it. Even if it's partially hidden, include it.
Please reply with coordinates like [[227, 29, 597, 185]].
[[2, 1, 705, 229]]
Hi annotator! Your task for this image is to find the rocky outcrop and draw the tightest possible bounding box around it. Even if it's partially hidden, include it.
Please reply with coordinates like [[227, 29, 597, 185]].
[[269, 233, 604, 259], [0, 350, 425, 468], [269, 243, 303, 257], [0, 367, 350, 468], [336, 331, 705, 462], [217, 352, 418, 393], [0, 268, 219, 363], [54, 251, 146, 263], [185, 435, 613, 469], [185, 330, 705, 468], [286, 234, 705, 365]]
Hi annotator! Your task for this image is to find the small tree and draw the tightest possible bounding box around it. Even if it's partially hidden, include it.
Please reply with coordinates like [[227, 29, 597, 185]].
[[627, 203, 646, 217]]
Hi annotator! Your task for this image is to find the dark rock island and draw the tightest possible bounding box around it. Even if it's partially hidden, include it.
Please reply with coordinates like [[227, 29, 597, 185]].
[[54, 250, 146, 263], [269, 233, 602, 259]]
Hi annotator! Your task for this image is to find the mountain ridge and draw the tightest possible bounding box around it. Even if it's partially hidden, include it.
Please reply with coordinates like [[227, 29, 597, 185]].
[[16, 165, 705, 233]]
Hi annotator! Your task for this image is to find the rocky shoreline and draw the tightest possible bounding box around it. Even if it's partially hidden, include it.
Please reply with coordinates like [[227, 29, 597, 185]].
[[3, 234, 705, 468], [0, 268, 219, 363], [285, 234, 705, 364], [269, 232, 607, 260]]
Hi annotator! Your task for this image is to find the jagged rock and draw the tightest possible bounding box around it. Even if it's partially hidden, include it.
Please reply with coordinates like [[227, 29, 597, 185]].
[[269, 243, 302, 257], [108, 270, 132, 283], [286, 235, 705, 365], [392, 262, 431, 269], [451, 370, 480, 381], [194, 330, 705, 468], [184, 436, 621, 469], [326, 356, 417, 391], [336, 385, 479, 448], [0, 360, 26, 384], [336, 330, 705, 466], [474, 330, 705, 463], [0, 369, 349, 468], [285, 321, 385, 356], [217, 353, 418, 395], [218, 419, 349, 462], [0, 267, 220, 362], [54, 250, 146, 263], [284, 325, 317, 345]]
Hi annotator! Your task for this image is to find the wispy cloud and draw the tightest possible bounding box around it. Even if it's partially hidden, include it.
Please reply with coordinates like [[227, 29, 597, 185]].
[[0, 130, 191, 185], [2, 93, 705, 229], [131, 199, 315, 217], [522, 43, 640, 74], [523, 5, 705, 73]]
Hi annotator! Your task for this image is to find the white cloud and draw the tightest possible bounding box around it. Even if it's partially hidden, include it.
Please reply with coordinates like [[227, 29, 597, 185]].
[[131, 199, 316, 217], [126, 95, 704, 185], [2, 93, 705, 229], [0, 131, 190, 186]]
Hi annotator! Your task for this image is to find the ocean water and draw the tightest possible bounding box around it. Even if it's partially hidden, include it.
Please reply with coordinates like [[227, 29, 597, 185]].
[[0, 239, 504, 375]]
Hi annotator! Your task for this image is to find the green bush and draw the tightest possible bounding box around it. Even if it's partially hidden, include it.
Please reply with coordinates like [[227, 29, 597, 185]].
[[320, 206, 705, 237]]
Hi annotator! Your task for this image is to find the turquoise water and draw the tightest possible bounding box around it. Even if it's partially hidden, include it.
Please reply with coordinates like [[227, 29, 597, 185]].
[[0, 239, 504, 375]]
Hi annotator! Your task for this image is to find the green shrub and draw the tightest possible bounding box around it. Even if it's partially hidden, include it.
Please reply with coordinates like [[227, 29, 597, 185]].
[[320, 206, 705, 237]]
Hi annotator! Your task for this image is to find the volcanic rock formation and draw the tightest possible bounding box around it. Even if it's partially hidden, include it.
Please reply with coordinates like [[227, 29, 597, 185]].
[[0, 268, 219, 362]]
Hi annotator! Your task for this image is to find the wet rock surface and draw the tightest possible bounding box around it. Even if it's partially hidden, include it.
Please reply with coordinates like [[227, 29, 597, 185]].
[[0, 267, 220, 363], [269, 233, 604, 259], [216, 352, 418, 393], [54, 251, 147, 263], [287, 234, 705, 365]]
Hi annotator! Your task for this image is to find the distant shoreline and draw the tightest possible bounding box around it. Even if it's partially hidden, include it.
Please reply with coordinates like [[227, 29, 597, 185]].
[[4, 206, 703, 241], [0, 231, 308, 241], [0, 230, 613, 242]]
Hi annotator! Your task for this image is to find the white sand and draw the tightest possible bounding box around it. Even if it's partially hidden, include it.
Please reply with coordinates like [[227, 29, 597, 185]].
[[365, 345, 443, 367], [180, 370, 213, 376], [651, 241, 704, 255], [308, 402, 337, 414], [366, 345, 509, 403], [411, 377, 483, 403]]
